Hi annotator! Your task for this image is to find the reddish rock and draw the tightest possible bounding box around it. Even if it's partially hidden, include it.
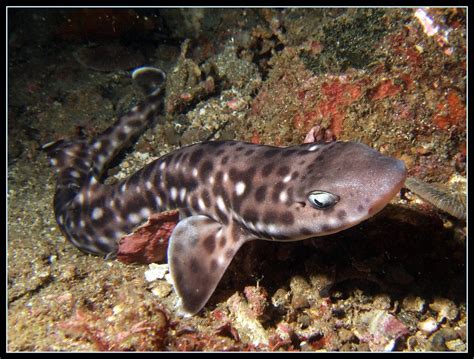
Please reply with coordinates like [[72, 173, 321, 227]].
[[315, 79, 362, 137], [432, 91, 466, 130], [399, 73, 414, 89], [291, 77, 363, 138], [405, 47, 423, 66], [117, 210, 179, 264], [243, 286, 269, 318], [180, 92, 193, 102], [251, 131, 261, 144], [370, 79, 402, 101]]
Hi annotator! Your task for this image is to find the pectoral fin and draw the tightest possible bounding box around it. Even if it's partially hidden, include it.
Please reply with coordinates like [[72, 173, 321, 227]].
[[167, 215, 252, 315]]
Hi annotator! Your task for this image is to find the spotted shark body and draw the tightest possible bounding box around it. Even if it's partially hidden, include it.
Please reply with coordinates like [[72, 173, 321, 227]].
[[47, 67, 407, 315]]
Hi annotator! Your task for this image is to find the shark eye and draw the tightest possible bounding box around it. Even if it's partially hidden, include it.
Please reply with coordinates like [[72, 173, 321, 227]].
[[307, 191, 339, 210]]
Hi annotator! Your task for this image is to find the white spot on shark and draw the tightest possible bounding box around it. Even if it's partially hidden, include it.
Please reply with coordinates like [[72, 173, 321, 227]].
[[155, 196, 163, 208], [235, 181, 246, 196], [128, 213, 141, 224], [266, 224, 280, 236], [77, 193, 85, 205], [198, 197, 206, 210], [245, 220, 256, 232], [71, 170, 81, 178], [255, 222, 267, 232], [179, 188, 187, 202], [93, 141, 102, 150], [217, 196, 227, 213], [92, 207, 104, 220], [140, 207, 151, 219], [98, 236, 109, 244], [170, 187, 178, 201]]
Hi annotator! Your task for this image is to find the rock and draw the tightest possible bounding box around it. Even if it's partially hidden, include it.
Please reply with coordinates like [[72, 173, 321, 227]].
[[151, 281, 172, 298], [429, 298, 459, 322], [402, 296, 426, 313], [289, 275, 311, 309], [116, 210, 179, 264], [243, 286, 269, 318], [227, 292, 269, 346], [406, 334, 429, 351], [144, 263, 169, 282], [271, 288, 290, 310], [445, 338, 465, 351], [338, 327, 355, 343], [372, 294, 391, 311], [354, 309, 409, 352], [180, 127, 212, 145], [429, 327, 459, 351], [417, 317, 438, 334]]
